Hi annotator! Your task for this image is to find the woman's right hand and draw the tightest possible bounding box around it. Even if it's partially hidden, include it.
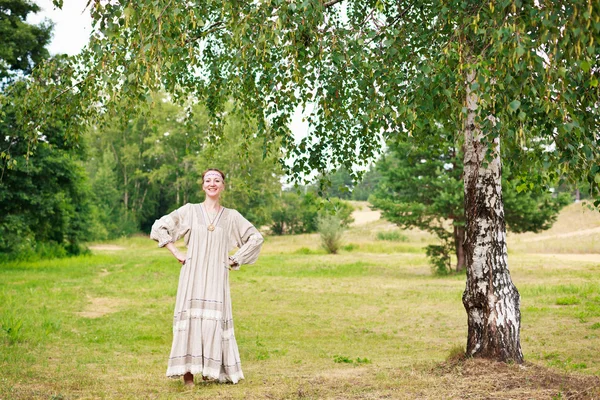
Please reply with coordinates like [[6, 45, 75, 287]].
[[174, 252, 186, 264], [166, 243, 187, 264]]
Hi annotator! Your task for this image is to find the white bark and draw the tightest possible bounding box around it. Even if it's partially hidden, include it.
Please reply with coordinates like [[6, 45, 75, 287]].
[[462, 70, 523, 363]]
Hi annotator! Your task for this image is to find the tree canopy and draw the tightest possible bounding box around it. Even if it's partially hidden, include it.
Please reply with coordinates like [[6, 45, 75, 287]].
[[32, 0, 593, 196], [0, 0, 52, 85], [0, 58, 92, 258]]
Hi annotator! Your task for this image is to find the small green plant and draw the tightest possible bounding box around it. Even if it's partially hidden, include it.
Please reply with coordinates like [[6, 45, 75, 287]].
[[426, 244, 452, 275], [556, 297, 580, 306], [42, 318, 62, 335], [1, 313, 24, 344], [376, 231, 408, 242], [318, 215, 345, 254], [333, 355, 371, 365], [342, 243, 358, 252], [333, 355, 353, 364], [591, 323, 600, 330], [294, 247, 314, 255]]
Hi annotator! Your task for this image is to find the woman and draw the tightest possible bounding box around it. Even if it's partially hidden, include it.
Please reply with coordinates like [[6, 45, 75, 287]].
[[150, 168, 264, 386]]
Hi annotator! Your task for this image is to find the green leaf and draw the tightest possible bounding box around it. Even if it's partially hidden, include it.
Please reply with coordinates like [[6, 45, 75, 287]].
[[580, 60, 591, 73], [509, 100, 521, 112], [516, 46, 525, 57]]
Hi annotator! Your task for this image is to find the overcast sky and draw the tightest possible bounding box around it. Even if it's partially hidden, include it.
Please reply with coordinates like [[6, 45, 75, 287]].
[[27, 0, 92, 56]]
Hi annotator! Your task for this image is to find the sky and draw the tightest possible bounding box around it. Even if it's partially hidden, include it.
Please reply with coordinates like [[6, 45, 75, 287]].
[[27, 0, 92, 56]]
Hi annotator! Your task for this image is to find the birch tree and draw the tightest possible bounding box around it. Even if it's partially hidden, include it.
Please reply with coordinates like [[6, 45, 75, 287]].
[[24, 0, 600, 363]]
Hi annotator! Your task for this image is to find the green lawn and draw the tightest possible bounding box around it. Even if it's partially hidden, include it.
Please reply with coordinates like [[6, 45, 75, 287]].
[[1, 205, 600, 399]]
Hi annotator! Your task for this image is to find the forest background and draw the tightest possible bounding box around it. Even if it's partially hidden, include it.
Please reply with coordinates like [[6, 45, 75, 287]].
[[0, 0, 593, 268]]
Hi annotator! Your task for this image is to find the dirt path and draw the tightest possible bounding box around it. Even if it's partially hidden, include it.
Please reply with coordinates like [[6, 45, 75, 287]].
[[350, 202, 381, 226], [521, 226, 600, 242], [88, 244, 125, 251]]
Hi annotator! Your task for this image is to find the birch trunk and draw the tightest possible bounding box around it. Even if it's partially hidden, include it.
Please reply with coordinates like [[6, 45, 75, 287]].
[[461, 70, 523, 363]]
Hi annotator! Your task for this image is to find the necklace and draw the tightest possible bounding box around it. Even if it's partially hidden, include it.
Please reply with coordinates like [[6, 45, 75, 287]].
[[203, 204, 222, 232]]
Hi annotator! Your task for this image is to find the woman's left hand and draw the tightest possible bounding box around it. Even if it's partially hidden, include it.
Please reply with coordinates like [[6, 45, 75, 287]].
[[228, 257, 238, 268]]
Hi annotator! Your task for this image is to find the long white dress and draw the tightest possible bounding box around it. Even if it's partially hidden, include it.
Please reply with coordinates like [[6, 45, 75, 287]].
[[150, 203, 264, 383]]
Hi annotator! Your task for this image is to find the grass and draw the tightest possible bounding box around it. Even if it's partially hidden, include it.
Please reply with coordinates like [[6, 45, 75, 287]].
[[376, 230, 409, 242], [1, 204, 599, 399]]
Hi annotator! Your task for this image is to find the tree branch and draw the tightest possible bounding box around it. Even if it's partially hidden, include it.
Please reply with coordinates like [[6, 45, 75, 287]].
[[185, 21, 225, 44], [323, 0, 344, 8]]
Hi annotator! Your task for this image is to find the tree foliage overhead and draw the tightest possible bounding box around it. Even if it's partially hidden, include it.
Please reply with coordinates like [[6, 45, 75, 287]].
[[313, 166, 381, 201], [36, 0, 595, 197]]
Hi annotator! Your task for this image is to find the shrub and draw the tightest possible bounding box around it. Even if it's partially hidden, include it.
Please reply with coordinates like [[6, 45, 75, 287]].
[[318, 215, 345, 254], [319, 197, 354, 227], [426, 244, 452, 275], [270, 192, 354, 235]]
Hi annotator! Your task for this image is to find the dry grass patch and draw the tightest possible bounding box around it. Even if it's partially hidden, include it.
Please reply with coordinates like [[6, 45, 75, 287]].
[[509, 202, 600, 254], [430, 358, 600, 400], [88, 244, 126, 251], [75, 296, 130, 318]]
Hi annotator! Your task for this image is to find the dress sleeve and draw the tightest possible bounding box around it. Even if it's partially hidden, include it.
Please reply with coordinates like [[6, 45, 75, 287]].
[[150, 203, 192, 247], [229, 210, 264, 270]]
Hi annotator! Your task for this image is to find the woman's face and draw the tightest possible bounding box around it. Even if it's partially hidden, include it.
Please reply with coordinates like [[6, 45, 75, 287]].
[[202, 173, 225, 199]]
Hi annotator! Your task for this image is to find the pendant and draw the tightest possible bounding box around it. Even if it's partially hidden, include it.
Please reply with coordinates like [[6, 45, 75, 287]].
[[208, 224, 215, 232]]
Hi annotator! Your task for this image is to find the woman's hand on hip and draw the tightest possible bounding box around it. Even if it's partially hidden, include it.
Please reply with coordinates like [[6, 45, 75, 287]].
[[165, 242, 186, 264]]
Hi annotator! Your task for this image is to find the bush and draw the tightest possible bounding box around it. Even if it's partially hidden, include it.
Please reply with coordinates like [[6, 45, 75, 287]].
[[270, 192, 304, 235], [425, 244, 452, 275], [270, 192, 354, 235], [320, 197, 354, 227], [318, 215, 345, 254]]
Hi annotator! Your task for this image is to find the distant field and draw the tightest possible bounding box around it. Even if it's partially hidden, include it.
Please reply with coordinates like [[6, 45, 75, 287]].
[[509, 202, 600, 254], [1, 202, 599, 399]]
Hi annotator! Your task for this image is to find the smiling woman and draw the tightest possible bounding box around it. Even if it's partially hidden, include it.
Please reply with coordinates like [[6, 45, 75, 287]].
[[150, 168, 264, 387]]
